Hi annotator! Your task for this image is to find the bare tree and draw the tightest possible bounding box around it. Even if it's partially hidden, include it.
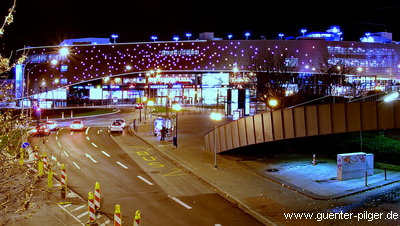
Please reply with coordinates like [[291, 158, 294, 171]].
[[311, 48, 358, 95], [247, 48, 298, 109], [0, 1, 45, 224]]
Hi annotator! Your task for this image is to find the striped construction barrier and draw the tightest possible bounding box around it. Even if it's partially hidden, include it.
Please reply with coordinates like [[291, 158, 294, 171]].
[[94, 182, 101, 212], [42, 152, 48, 171], [60, 164, 67, 199], [88, 192, 96, 223], [33, 145, 39, 161], [134, 210, 141, 226], [61, 164, 67, 187], [114, 204, 122, 226]]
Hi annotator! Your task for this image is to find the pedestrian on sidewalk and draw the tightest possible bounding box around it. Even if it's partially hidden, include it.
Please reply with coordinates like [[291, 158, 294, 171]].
[[160, 126, 167, 141]]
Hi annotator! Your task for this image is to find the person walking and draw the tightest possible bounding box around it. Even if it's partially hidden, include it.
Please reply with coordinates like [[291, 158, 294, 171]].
[[160, 126, 167, 141]]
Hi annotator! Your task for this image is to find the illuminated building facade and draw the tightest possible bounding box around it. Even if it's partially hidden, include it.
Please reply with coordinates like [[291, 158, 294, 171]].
[[15, 30, 400, 107]]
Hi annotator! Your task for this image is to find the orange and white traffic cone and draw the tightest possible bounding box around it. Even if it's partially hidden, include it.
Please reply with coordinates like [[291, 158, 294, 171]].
[[94, 182, 101, 212], [114, 204, 122, 226], [134, 210, 141, 226], [88, 192, 96, 224]]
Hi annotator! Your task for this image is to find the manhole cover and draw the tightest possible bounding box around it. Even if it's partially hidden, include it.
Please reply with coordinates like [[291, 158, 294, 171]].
[[266, 168, 279, 172]]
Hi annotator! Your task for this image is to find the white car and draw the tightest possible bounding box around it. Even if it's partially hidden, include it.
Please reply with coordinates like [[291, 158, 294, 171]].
[[109, 121, 124, 133], [114, 119, 126, 128], [46, 120, 59, 131], [70, 120, 85, 131]]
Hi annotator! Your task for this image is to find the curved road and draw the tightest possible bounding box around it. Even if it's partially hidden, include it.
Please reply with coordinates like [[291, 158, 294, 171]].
[[30, 108, 263, 225]]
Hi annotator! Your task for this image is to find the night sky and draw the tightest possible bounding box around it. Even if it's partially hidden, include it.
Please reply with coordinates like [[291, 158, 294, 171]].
[[1, 0, 400, 54]]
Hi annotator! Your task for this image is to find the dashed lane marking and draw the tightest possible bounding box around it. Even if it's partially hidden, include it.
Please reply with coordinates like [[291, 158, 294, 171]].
[[137, 175, 154, 185]]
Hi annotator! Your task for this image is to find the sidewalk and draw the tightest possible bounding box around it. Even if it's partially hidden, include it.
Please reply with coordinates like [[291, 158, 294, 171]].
[[134, 112, 400, 225]]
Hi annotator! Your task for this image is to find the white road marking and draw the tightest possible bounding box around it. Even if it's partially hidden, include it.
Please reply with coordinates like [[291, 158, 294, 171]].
[[63, 151, 69, 157], [77, 211, 88, 219], [168, 195, 192, 209], [85, 153, 97, 163], [57, 141, 62, 147], [101, 151, 110, 157], [91, 143, 98, 148], [58, 204, 84, 225], [73, 162, 81, 170], [86, 136, 90, 140], [71, 205, 86, 212], [137, 175, 154, 185], [116, 161, 128, 169]]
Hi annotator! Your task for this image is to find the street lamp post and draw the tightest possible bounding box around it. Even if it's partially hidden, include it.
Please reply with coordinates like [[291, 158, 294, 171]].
[[210, 112, 222, 168], [172, 103, 181, 148]]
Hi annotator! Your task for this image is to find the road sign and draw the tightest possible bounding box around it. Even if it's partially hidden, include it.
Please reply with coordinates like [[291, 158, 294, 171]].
[[22, 142, 30, 149]]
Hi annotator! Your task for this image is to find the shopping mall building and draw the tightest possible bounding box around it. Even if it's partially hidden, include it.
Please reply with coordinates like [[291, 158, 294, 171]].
[[14, 27, 400, 110]]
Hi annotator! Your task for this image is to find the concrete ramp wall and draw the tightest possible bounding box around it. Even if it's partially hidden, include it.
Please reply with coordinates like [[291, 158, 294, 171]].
[[204, 101, 400, 153]]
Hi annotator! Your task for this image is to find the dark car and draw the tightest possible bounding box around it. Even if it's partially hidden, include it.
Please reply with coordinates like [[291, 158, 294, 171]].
[[32, 124, 51, 136]]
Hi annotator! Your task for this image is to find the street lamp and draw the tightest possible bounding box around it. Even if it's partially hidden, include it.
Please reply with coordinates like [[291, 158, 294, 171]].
[[210, 112, 222, 168], [151, 36, 158, 42], [228, 34, 233, 40], [279, 33, 285, 40], [111, 34, 118, 43], [301, 29, 307, 37], [186, 33, 192, 40], [172, 103, 181, 148], [269, 99, 278, 111], [245, 32, 250, 40]]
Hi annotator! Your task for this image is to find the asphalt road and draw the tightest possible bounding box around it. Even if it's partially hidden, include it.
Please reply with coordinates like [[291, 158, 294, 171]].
[[30, 109, 263, 225]]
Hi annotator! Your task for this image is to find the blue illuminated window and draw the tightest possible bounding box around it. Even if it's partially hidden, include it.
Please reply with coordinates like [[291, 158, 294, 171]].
[[60, 65, 68, 72]]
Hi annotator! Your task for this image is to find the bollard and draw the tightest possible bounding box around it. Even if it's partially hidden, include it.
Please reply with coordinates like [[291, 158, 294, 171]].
[[47, 170, 53, 188], [134, 210, 141, 226], [71, 111, 73, 118], [312, 154, 316, 165], [384, 167, 387, 180], [38, 160, 44, 177], [114, 204, 122, 226], [94, 182, 101, 212], [61, 164, 67, 199], [19, 148, 24, 166], [61, 112, 64, 120], [88, 192, 96, 223], [365, 170, 368, 186]]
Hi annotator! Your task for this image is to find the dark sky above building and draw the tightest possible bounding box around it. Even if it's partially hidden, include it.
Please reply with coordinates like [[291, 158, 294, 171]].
[[1, 0, 400, 53]]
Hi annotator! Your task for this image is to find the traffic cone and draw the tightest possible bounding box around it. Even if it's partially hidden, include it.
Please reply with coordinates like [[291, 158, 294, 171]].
[[312, 154, 317, 165], [134, 210, 141, 226], [94, 182, 101, 212], [114, 204, 122, 226], [88, 192, 96, 223]]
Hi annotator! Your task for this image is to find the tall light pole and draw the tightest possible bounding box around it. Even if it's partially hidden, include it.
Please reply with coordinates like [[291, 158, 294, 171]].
[[172, 103, 181, 148], [245, 32, 250, 40], [111, 34, 118, 43], [210, 112, 222, 168]]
